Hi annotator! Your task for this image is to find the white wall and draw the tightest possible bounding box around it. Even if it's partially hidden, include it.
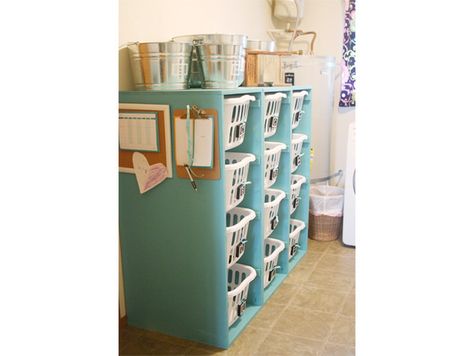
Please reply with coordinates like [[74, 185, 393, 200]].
[[119, 0, 275, 90], [291, 0, 355, 182]]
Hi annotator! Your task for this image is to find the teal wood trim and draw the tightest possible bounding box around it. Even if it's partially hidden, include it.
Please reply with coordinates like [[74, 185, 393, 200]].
[[227, 304, 262, 346]]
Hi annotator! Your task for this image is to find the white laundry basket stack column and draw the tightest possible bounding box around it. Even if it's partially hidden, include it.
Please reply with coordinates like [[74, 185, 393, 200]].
[[263, 189, 286, 238], [263, 238, 285, 288], [291, 133, 308, 173], [291, 90, 308, 129], [227, 263, 257, 326], [288, 219, 306, 259], [263, 92, 287, 138], [226, 207, 256, 267], [224, 152, 256, 211], [263, 142, 286, 188], [289, 174, 306, 215], [223, 95, 256, 150]]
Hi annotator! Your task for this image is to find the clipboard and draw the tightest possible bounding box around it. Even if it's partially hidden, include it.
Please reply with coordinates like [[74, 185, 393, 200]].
[[173, 108, 220, 180]]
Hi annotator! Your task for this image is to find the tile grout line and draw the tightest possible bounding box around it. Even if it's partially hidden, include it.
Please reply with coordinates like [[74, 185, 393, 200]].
[[313, 240, 355, 353]]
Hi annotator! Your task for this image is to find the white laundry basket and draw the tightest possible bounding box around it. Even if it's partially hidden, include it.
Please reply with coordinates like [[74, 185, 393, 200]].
[[288, 219, 306, 259], [224, 95, 256, 150], [227, 263, 257, 327], [290, 174, 307, 214], [263, 189, 286, 238], [263, 92, 287, 138], [291, 90, 308, 129], [226, 207, 256, 267], [263, 238, 285, 288], [225, 152, 256, 211], [291, 133, 307, 173], [263, 141, 286, 188]]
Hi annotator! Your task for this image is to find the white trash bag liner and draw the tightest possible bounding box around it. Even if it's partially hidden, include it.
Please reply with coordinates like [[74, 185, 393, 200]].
[[309, 185, 344, 217]]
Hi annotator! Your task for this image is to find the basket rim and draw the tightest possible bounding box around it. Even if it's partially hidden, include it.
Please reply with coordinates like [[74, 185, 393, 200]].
[[291, 174, 307, 189], [226, 207, 256, 233], [289, 219, 306, 236], [227, 264, 257, 298], [264, 188, 286, 207], [224, 94, 256, 105], [291, 90, 309, 99], [291, 133, 308, 145], [264, 92, 287, 101], [224, 152, 256, 170], [264, 141, 286, 155], [263, 238, 285, 262]]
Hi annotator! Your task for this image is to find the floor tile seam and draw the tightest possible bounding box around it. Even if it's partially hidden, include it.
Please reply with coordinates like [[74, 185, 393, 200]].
[[280, 303, 342, 318], [302, 283, 354, 294], [298, 284, 355, 294], [324, 250, 356, 257], [337, 288, 355, 316], [335, 300, 353, 317], [325, 339, 356, 348], [325, 312, 356, 348], [265, 326, 330, 344], [251, 326, 274, 354], [310, 264, 355, 276], [263, 328, 332, 351]]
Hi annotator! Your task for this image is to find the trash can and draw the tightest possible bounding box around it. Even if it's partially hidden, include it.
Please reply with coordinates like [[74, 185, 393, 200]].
[[309, 183, 344, 241]]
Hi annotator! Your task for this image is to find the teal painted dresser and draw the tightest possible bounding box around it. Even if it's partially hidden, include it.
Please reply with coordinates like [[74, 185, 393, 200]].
[[119, 86, 312, 348]]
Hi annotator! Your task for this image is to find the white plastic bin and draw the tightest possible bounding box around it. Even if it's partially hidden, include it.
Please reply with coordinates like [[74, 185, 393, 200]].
[[263, 238, 285, 288], [291, 90, 308, 129], [263, 141, 286, 188], [290, 174, 307, 214], [226, 207, 256, 267], [288, 219, 306, 259], [263, 189, 286, 238], [291, 133, 307, 173], [224, 95, 256, 150], [263, 92, 287, 138], [225, 152, 256, 211], [227, 263, 257, 327]]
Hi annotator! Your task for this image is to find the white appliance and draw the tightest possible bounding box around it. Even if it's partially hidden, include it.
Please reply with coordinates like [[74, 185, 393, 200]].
[[280, 55, 339, 179], [342, 122, 355, 246]]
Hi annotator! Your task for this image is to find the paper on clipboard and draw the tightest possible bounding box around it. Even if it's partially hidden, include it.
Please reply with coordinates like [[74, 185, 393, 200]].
[[175, 117, 214, 168]]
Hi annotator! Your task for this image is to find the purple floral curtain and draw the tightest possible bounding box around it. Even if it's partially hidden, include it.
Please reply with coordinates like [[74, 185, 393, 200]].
[[339, 0, 356, 107]]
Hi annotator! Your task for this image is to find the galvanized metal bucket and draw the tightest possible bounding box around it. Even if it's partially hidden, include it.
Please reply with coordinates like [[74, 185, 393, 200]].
[[195, 43, 246, 89], [172, 34, 247, 88], [127, 42, 193, 90], [247, 39, 276, 52]]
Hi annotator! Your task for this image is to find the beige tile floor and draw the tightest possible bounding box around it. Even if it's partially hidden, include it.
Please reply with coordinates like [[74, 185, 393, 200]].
[[120, 238, 355, 355]]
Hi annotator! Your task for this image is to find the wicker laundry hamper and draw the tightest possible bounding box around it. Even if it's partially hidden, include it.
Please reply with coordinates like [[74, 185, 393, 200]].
[[309, 214, 342, 241], [308, 176, 344, 241]]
